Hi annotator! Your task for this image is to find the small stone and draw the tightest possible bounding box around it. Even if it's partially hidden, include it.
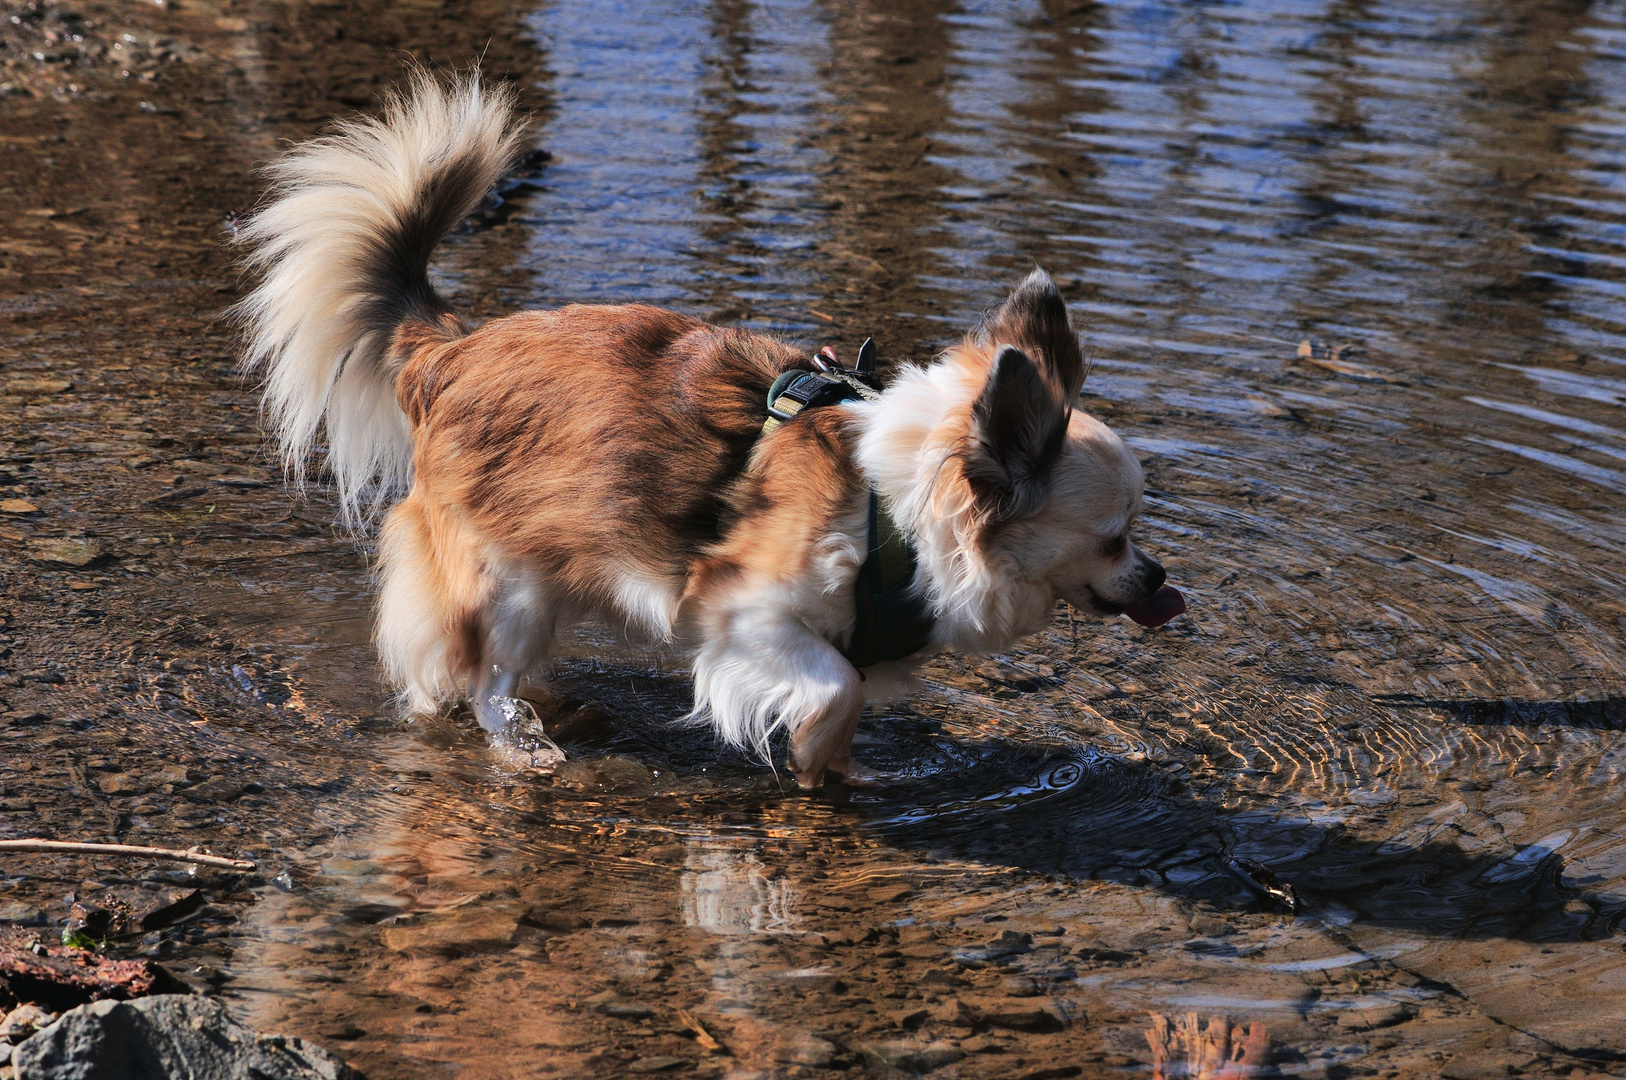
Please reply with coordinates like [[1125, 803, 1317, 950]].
[[978, 1001, 1064, 1032], [529, 909, 589, 932], [894, 1008, 929, 1030], [183, 778, 248, 803], [774, 1033, 838, 1067], [1187, 914, 1229, 936], [627, 1057, 690, 1073], [918, 969, 964, 987], [1336, 1003, 1413, 1031], [1440, 1055, 1521, 1079], [5, 379, 72, 395], [379, 911, 520, 955], [952, 930, 1032, 966], [860, 1039, 964, 1073], [96, 774, 144, 796], [2, 1004, 56, 1043], [28, 540, 106, 568], [596, 1001, 656, 1021], [933, 999, 981, 1028], [0, 902, 44, 926], [152, 766, 197, 788], [999, 976, 1042, 997], [0, 500, 39, 514]]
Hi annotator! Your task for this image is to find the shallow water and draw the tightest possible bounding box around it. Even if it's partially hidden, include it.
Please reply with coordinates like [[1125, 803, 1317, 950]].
[[1, 0, 1625, 1076]]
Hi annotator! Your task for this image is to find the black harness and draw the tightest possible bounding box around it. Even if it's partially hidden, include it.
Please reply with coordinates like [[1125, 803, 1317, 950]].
[[760, 339, 935, 668]]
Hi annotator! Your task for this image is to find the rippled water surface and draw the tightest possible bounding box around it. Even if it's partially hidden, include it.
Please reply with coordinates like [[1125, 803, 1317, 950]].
[[2, 0, 1625, 1077]]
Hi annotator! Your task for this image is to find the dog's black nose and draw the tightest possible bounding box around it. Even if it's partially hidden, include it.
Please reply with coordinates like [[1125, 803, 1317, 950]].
[[1142, 558, 1166, 596]]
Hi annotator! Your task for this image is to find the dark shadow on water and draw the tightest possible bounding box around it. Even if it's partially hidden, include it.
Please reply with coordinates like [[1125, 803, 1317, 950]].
[[524, 662, 1624, 947], [1373, 694, 1626, 729]]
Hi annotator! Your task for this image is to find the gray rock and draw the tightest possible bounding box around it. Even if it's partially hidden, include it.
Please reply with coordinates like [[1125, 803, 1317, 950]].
[[0, 902, 44, 926], [952, 929, 1032, 966], [12, 995, 361, 1080]]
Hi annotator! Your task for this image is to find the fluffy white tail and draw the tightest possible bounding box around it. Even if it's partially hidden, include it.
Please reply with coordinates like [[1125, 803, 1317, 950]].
[[234, 72, 527, 524]]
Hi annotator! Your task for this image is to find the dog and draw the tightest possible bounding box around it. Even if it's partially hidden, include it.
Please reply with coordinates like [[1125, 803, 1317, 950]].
[[235, 73, 1184, 789]]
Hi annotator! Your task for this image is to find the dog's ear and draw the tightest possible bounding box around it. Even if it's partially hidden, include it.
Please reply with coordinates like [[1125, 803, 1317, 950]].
[[984, 268, 1084, 400], [965, 345, 1070, 522]]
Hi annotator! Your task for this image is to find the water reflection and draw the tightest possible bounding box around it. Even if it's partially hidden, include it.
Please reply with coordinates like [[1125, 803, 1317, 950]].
[[5, 0, 1626, 1075]]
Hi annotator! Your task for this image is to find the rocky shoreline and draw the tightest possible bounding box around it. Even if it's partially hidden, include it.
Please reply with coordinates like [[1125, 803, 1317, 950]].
[[1, 919, 360, 1080], [6, 995, 360, 1080]]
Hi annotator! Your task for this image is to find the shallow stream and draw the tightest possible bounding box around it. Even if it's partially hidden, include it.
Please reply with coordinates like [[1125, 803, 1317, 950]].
[[1, 0, 1624, 1076]]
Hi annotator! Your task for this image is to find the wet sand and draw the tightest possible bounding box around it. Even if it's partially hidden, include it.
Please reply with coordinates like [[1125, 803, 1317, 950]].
[[2, 0, 1625, 1077]]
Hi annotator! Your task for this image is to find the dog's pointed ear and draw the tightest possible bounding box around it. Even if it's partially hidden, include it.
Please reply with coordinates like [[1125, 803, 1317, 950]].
[[965, 345, 1070, 522], [984, 268, 1084, 400]]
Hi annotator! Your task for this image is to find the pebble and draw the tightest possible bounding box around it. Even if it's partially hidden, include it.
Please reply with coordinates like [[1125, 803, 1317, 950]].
[[976, 1001, 1064, 1033], [626, 1056, 690, 1073], [378, 911, 521, 955], [952, 929, 1032, 966], [96, 773, 145, 796], [183, 778, 253, 803], [773, 1033, 838, 1067], [999, 975, 1043, 997], [859, 1039, 964, 1073], [0, 500, 39, 515], [4, 379, 73, 395], [2, 1005, 56, 1044], [27, 540, 105, 568], [1335, 1003, 1413, 1031], [0, 903, 45, 926]]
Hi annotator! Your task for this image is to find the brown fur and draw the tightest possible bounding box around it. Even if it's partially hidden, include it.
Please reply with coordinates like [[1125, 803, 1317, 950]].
[[683, 408, 867, 620], [391, 304, 817, 634]]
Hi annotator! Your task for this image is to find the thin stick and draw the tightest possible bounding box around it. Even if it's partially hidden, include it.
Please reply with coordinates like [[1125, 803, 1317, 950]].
[[0, 839, 256, 871], [675, 1007, 727, 1055]]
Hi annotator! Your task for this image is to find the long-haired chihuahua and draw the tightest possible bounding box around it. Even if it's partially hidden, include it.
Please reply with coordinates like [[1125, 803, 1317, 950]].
[[235, 73, 1184, 788]]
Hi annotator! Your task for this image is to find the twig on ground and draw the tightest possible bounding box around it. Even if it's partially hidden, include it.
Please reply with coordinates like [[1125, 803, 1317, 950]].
[[676, 1007, 728, 1054], [0, 839, 256, 871]]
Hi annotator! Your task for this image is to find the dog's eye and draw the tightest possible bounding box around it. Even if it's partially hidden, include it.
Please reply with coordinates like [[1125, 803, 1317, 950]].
[[1101, 533, 1127, 559]]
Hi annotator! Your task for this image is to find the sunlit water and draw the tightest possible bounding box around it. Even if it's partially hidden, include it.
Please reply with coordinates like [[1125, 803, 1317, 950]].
[[2, 0, 1625, 1076]]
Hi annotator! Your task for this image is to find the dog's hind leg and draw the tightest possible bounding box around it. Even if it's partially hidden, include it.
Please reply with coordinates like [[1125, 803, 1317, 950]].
[[377, 493, 478, 717], [467, 569, 558, 733]]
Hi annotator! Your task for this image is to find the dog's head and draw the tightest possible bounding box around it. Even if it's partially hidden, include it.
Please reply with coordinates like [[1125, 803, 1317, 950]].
[[942, 270, 1182, 632]]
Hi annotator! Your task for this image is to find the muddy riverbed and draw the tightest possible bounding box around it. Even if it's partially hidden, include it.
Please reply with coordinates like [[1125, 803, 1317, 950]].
[[2, 0, 1625, 1077]]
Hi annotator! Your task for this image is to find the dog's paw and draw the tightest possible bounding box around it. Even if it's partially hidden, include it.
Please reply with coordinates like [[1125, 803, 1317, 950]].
[[826, 760, 882, 788]]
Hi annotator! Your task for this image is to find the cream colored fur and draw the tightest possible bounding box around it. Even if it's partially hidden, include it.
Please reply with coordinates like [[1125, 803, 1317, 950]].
[[234, 72, 525, 524]]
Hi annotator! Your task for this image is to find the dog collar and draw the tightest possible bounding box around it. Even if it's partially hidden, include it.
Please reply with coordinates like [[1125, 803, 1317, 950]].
[[758, 338, 935, 667]]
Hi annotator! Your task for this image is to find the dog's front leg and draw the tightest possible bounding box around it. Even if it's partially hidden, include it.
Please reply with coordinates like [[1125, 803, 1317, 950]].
[[786, 677, 864, 790], [691, 613, 864, 789]]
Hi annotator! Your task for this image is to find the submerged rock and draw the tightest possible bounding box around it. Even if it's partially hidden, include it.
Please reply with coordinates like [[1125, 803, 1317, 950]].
[[12, 995, 362, 1080]]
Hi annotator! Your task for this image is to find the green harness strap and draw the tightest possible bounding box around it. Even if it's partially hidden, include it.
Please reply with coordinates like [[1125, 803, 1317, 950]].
[[845, 488, 935, 668], [759, 356, 936, 668]]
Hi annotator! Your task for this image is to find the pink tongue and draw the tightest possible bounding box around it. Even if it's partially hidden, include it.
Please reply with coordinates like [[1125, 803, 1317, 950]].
[[1123, 585, 1186, 628]]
